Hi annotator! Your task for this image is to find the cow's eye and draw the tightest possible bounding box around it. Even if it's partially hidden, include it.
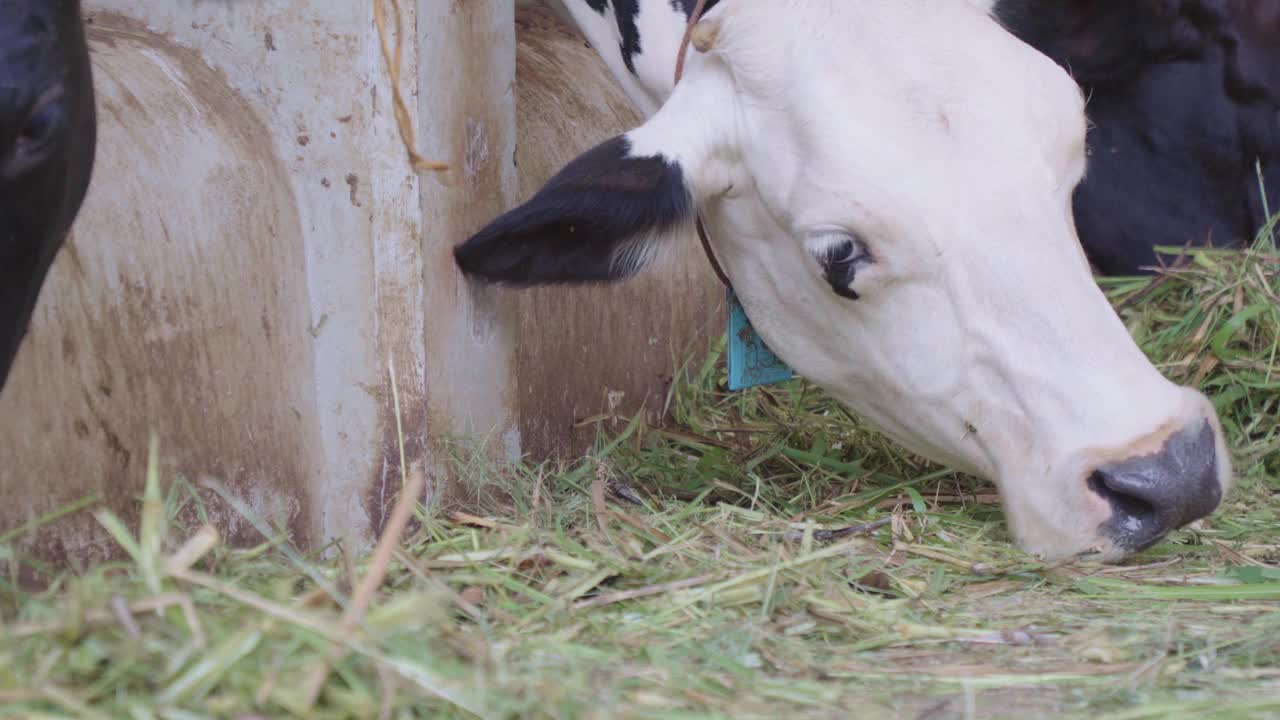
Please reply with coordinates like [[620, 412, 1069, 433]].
[[14, 87, 65, 158], [4, 86, 66, 181], [807, 230, 872, 300]]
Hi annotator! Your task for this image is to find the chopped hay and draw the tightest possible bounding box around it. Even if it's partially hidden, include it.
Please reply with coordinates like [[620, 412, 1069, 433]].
[[2, 236, 1277, 718]]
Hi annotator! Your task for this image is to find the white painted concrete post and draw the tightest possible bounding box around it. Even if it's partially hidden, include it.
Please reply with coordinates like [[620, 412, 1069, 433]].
[[0, 0, 524, 565], [417, 0, 523, 486]]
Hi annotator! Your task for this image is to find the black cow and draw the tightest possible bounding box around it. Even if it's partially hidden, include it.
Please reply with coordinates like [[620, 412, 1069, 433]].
[[998, 0, 1280, 274], [0, 0, 96, 390]]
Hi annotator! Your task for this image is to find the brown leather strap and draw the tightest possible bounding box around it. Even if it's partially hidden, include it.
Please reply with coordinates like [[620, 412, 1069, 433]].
[[674, 0, 732, 289], [675, 0, 710, 85], [694, 217, 731, 288]]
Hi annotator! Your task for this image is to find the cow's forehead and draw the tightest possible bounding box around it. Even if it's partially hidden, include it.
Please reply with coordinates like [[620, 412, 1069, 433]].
[[712, 1, 1083, 126], [707, 1, 1087, 215]]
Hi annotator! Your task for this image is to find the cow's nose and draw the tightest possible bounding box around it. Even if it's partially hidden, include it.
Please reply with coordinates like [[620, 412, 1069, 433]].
[[1088, 421, 1223, 552]]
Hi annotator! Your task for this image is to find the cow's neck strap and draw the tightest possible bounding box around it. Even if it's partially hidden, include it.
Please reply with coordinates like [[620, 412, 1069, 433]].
[[674, 0, 732, 290]]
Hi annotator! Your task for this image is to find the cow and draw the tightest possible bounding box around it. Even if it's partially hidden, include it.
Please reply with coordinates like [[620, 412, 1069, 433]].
[[999, 0, 1280, 275], [455, 0, 1235, 563], [0, 0, 96, 392]]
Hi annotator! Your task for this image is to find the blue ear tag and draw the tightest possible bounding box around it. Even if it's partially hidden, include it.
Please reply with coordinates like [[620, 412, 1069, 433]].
[[725, 287, 795, 390]]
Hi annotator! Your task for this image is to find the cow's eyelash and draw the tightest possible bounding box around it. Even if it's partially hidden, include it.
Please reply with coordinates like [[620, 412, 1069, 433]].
[[808, 231, 872, 300]]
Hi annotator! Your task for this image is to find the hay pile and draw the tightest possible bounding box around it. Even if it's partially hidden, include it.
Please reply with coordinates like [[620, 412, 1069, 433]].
[[2, 237, 1277, 719]]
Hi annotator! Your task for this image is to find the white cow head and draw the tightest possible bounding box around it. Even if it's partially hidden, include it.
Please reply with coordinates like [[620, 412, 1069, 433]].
[[455, 0, 1232, 562]]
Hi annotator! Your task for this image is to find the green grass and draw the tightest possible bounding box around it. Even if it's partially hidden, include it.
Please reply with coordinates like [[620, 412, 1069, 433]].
[[1, 236, 1278, 719]]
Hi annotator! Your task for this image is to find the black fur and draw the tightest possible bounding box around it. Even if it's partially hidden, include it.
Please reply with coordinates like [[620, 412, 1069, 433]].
[[0, 0, 96, 390], [454, 135, 692, 285], [670, 0, 724, 20], [996, 0, 1280, 274], [583, 0, 724, 75], [585, 0, 643, 74]]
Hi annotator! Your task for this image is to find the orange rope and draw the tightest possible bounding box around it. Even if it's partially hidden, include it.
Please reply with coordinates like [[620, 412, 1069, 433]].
[[374, 0, 448, 173]]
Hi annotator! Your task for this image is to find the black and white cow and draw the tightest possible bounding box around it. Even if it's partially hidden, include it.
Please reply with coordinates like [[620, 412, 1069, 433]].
[[1001, 0, 1280, 274], [0, 0, 96, 391], [457, 0, 1235, 563]]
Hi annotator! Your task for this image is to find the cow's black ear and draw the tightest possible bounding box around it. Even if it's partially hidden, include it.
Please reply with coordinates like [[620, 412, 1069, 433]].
[[454, 135, 694, 286]]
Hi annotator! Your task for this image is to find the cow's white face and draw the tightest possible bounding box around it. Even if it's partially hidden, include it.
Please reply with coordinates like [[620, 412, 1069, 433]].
[[456, 0, 1232, 562]]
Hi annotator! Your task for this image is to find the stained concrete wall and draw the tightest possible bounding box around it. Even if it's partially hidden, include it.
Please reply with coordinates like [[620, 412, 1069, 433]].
[[511, 4, 723, 459]]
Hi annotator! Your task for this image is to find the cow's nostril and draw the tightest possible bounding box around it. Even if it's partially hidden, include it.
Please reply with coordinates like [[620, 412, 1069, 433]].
[[1088, 469, 1159, 537]]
